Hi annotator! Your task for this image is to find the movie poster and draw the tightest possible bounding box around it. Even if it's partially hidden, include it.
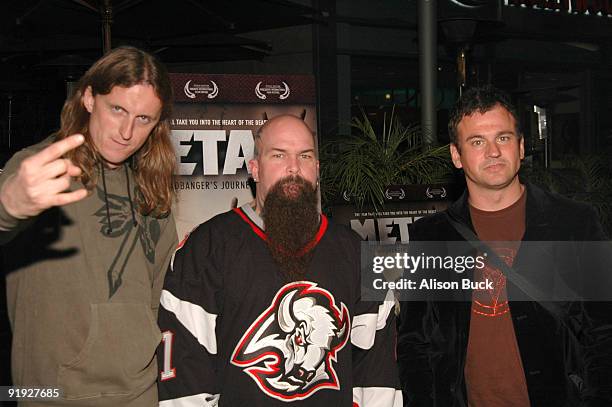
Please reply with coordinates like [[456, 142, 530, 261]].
[[169, 74, 317, 238], [329, 184, 454, 243]]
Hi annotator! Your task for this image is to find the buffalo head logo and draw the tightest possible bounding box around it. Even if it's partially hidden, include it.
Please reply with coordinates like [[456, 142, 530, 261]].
[[231, 281, 350, 401]]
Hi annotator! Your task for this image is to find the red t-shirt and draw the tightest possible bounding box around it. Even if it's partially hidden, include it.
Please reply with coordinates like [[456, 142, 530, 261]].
[[465, 191, 530, 407]]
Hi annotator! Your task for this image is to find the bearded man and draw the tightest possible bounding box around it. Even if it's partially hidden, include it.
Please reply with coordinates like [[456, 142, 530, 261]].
[[157, 115, 402, 406]]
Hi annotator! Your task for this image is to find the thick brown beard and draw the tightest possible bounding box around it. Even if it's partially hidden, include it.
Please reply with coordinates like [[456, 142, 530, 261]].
[[262, 176, 319, 281]]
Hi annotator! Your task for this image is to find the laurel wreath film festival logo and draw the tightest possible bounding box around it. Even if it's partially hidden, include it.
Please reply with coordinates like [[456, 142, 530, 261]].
[[255, 81, 290, 100], [426, 186, 447, 199], [385, 187, 406, 201], [183, 79, 219, 99]]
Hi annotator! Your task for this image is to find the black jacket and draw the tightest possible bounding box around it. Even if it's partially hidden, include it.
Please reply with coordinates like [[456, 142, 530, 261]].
[[397, 183, 612, 407]]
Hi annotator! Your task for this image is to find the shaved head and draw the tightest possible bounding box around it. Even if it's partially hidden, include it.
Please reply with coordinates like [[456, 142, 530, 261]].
[[253, 115, 317, 159]]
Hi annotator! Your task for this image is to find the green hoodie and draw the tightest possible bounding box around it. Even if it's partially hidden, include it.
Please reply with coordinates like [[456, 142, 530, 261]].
[[0, 137, 178, 406]]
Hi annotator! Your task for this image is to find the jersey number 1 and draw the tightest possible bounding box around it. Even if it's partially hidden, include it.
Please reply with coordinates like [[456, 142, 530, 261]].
[[160, 330, 176, 381]]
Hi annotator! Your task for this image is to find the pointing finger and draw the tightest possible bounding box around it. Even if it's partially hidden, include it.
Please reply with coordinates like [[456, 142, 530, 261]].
[[31, 134, 85, 167]]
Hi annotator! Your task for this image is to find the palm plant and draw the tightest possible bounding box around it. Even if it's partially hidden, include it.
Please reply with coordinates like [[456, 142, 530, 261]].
[[320, 108, 453, 210]]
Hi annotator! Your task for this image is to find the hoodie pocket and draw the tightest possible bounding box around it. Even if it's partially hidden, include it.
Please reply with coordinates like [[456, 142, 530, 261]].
[[57, 303, 161, 400]]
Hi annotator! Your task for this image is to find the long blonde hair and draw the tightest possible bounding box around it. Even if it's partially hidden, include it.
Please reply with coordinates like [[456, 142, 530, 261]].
[[56, 46, 175, 216]]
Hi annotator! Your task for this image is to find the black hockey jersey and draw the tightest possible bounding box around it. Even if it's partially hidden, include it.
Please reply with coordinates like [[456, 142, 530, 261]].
[[157, 205, 402, 406]]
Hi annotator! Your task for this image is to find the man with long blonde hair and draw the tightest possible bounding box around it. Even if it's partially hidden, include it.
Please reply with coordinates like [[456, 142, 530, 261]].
[[0, 46, 178, 406]]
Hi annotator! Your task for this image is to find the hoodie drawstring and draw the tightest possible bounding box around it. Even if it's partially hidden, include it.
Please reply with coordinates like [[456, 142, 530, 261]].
[[100, 162, 112, 235], [100, 162, 137, 235], [124, 163, 137, 227]]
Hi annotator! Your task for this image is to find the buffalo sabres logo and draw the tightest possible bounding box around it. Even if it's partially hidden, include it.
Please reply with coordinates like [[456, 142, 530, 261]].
[[231, 282, 350, 401]]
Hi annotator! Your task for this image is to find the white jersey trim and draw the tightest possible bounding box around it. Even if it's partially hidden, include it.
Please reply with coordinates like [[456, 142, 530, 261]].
[[351, 290, 395, 349], [160, 289, 218, 354], [352, 387, 403, 407], [159, 392, 220, 407], [240, 203, 264, 229]]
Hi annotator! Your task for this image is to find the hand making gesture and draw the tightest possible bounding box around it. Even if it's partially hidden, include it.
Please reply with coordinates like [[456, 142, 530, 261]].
[[0, 134, 89, 219]]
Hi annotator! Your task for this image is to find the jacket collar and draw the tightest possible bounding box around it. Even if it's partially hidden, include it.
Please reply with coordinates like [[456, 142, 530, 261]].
[[447, 182, 553, 240]]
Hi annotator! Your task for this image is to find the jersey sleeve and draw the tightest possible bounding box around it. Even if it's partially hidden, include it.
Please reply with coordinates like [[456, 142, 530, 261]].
[[157, 223, 223, 406], [348, 232, 403, 407], [151, 213, 178, 316], [351, 289, 403, 407]]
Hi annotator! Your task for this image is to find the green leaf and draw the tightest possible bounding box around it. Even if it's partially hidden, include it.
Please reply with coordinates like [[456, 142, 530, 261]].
[[320, 108, 453, 210]]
